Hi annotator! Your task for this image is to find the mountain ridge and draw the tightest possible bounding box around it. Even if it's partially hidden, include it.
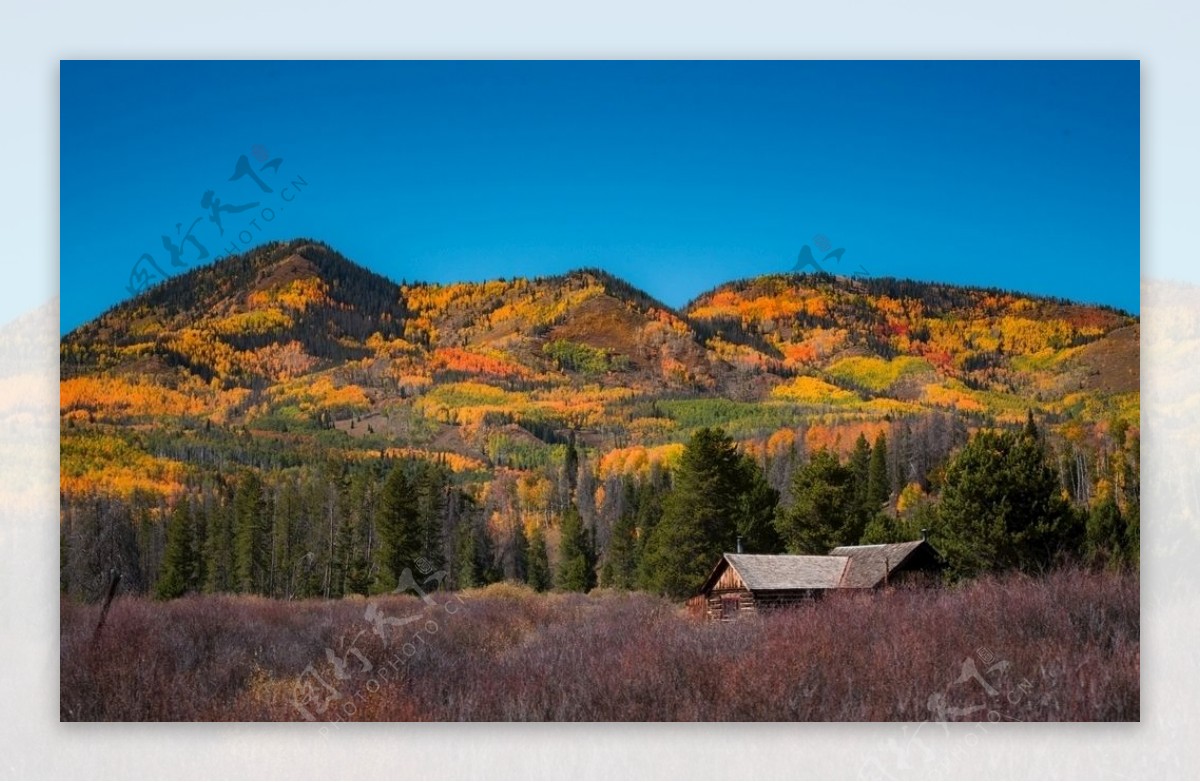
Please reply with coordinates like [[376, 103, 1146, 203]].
[[64, 238, 1137, 386], [60, 238, 1139, 501]]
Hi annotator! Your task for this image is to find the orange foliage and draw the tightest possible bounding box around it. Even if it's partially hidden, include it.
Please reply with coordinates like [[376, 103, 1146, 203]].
[[921, 383, 985, 413], [766, 427, 798, 457], [804, 421, 891, 458], [61, 376, 209, 421], [783, 342, 819, 364], [431, 348, 533, 379], [60, 432, 187, 500]]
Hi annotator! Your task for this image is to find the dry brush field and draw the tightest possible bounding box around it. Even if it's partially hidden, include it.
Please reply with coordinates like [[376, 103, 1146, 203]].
[[60, 568, 1138, 722]]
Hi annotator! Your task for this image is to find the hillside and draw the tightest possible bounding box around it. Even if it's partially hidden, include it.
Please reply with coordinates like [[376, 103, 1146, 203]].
[[63, 240, 1137, 430], [59, 239, 1140, 599]]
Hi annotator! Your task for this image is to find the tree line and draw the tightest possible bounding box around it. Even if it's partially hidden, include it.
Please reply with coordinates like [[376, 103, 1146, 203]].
[[61, 412, 1138, 603]]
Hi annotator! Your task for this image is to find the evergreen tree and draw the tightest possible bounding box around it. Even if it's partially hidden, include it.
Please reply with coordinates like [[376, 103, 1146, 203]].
[[774, 449, 855, 554], [861, 496, 933, 544], [1024, 409, 1040, 440], [373, 463, 421, 593], [271, 479, 299, 599], [847, 433, 872, 540], [556, 504, 594, 591], [1122, 432, 1140, 568], [512, 520, 529, 583], [455, 520, 482, 589], [860, 511, 897, 545], [331, 513, 355, 597], [414, 461, 448, 574], [1085, 495, 1127, 569], [60, 527, 69, 595], [232, 471, 268, 594], [344, 466, 375, 595], [867, 432, 891, 514], [454, 512, 499, 589], [155, 497, 197, 599], [603, 486, 639, 589], [633, 472, 668, 590], [640, 427, 747, 598], [937, 428, 1080, 578], [527, 524, 551, 592], [563, 431, 580, 493], [736, 454, 784, 553], [1123, 488, 1139, 570], [202, 491, 233, 594]]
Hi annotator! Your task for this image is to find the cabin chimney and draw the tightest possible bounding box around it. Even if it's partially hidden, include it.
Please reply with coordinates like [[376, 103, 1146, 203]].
[[920, 527, 929, 541], [736, 536, 743, 554]]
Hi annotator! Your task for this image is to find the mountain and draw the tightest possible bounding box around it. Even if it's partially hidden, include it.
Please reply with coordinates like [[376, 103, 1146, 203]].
[[58, 238, 1139, 599], [62, 238, 1138, 470]]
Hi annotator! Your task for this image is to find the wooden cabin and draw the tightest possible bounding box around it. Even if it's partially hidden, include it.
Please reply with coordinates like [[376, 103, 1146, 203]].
[[693, 540, 944, 620]]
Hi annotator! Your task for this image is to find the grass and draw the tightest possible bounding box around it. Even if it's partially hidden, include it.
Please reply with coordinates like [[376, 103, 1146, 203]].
[[60, 568, 1138, 722]]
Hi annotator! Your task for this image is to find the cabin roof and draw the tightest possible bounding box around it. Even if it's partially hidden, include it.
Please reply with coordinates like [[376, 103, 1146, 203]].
[[697, 540, 941, 595], [721, 553, 849, 591], [828, 540, 935, 589]]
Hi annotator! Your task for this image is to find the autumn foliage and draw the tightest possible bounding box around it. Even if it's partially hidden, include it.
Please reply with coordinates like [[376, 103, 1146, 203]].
[[59, 241, 1139, 613]]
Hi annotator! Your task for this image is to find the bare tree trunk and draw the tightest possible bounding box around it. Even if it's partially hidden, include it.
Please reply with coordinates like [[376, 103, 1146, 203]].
[[93, 570, 121, 642]]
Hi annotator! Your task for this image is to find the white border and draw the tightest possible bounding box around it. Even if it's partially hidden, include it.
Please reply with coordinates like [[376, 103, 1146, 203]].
[[3, 0, 1194, 777]]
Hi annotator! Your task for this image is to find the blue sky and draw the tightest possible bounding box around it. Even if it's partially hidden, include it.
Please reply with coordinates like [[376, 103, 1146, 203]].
[[60, 60, 1139, 332]]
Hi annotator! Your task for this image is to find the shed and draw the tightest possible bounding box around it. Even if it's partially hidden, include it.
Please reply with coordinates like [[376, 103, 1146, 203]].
[[693, 539, 944, 620]]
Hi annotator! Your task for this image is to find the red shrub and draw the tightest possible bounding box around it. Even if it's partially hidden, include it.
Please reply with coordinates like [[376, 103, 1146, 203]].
[[61, 569, 1138, 721]]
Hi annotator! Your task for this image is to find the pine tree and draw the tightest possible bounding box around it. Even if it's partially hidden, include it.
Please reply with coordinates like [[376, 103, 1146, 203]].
[[343, 467, 375, 596], [774, 448, 855, 554], [736, 454, 783, 553], [563, 431, 580, 493], [633, 473, 668, 590], [603, 486, 639, 589], [373, 463, 421, 593], [155, 497, 196, 599], [640, 427, 747, 598], [271, 480, 298, 599], [527, 524, 551, 592], [1024, 409, 1039, 440], [556, 504, 594, 591], [455, 521, 482, 589], [512, 520, 529, 583], [847, 433, 872, 542], [232, 471, 268, 594], [860, 511, 897, 545], [867, 432, 891, 515], [414, 461, 448, 574], [1085, 495, 1127, 569], [202, 490, 233, 594], [937, 428, 1080, 578], [331, 513, 355, 597]]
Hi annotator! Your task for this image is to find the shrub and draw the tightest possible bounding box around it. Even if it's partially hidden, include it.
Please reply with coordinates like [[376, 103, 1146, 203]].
[[61, 568, 1137, 722]]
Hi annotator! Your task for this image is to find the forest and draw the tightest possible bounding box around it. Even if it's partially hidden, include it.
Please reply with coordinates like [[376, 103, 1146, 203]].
[[59, 240, 1140, 604], [61, 407, 1139, 604]]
